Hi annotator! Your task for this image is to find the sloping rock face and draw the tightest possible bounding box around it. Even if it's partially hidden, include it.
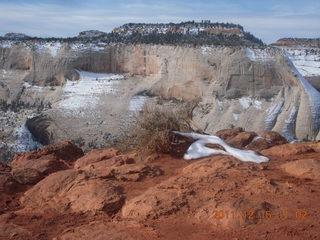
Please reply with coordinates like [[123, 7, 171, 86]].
[[1, 134, 320, 239], [20, 169, 125, 214], [8, 141, 83, 183], [0, 41, 319, 151]]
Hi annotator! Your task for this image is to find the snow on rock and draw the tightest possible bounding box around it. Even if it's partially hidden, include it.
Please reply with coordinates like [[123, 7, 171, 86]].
[[201, 46, 213, 55], [282, 107, 298, 142], [173, 131, 269, 163], [128, 95, 148, 112], [285, 52, 320, 137], [265, 98, 284, 130], [286, 49, 320, 77], [8, 124, 42, 153], [232, 113, 239, 121], [0, 41, 13, 48], [216, 99, 224, 111], [245, 48, 275, 62], [34, 42, 62, 56], [239, 97, 262, 110], [23, 82, 32, 89], [59, 71, 124, 113], [69, 42, 107, 52]]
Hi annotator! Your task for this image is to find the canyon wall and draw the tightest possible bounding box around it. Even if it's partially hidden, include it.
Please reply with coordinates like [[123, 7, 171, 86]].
[[0, 41, 319, 149]]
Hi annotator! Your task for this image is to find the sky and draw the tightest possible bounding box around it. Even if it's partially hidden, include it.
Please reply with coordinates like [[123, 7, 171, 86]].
[[0, 0, 319, 44]]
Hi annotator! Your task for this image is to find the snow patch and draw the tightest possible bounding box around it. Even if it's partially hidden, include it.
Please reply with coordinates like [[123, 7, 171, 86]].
[[286, 49, 320, 77], [285, 52, 320, 137], [0, 41, 13, 48], [8, 124, 42, 153], [23, 82, 32, 88], [201, 46, 213, 55], [265, 98, 284, 130], [128, 95, 148, 112], [173, 131, 269, 163], [59, 71, 124, 113], [35, 42, 62, 56], [282, 107, 298, 142], [245, 48, 275, 62], [232, 113, 239, 121], [239, 97, 262, 110], [216, 99, 224, 111]]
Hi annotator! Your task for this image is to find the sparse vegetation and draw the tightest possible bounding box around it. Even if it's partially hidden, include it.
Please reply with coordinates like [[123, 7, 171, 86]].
[[117, 101, 198, 154]]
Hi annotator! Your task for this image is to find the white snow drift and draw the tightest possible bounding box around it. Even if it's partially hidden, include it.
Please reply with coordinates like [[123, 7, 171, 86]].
[[59, 71, 124, 113], [173, 131, 269, 163]]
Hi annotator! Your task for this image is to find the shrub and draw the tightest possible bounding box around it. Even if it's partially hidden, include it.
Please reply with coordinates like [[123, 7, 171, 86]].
[[117, 101, 198, 154]]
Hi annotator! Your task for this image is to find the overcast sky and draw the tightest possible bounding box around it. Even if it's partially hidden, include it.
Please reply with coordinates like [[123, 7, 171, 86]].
[[0, 0, 319, 43]]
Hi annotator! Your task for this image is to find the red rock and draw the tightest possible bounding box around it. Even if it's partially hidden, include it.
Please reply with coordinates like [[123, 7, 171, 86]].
[[261, 142, 320, 157], [0, 173, 21, 194], [21, 169, 125, 214], [122, 183, 187, 220], [257, 131, 288, 145], [83, 161, 162, 182], [10, 154, 69, 176], [74, 148, 118, 169], [0, 162, 11, 172], [11, 168, 44, 185], [58, 221, 137, 240], [245, 138, 274, 152], [0, 215, 32, 240], [215, 127, 244, 141], [9, 142, 83, 178], [281, 159, 320, 179], [226, 131, 257, 149], [10, 141, 83, 165]]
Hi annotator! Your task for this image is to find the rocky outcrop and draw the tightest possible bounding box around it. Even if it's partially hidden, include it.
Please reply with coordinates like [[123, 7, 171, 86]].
[[9, 141, 83, 183], [21, 169, 125, 214], [1, 132, 320, 239], [25, 115, 67, 145]]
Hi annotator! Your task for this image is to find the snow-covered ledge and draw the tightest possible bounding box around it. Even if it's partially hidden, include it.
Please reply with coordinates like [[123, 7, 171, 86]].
[[173, 131, 269, 163]]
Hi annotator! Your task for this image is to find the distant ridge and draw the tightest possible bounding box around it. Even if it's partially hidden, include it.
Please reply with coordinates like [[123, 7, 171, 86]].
[[0, 21, 264, 46], [272, 38, 320, 47]]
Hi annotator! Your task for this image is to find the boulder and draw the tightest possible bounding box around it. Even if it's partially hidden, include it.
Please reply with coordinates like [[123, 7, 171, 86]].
[[226, 131, 257, 149], [10, 154, 69, 178], [11, 141, 83, 164], [25, 115, 68, 145], [245, 138, 274, 152], [21, 169, 125, 214], [74, 148, 119, 169], [257, 131, 288, 145], [215, 127, 244, 141], [9, 142, 83, 180]]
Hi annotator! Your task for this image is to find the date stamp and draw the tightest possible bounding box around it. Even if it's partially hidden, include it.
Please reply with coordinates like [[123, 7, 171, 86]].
[[211, 209, 308, 220]]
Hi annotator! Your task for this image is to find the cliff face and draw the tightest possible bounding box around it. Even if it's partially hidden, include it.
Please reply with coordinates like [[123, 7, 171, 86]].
[[0, 41, 319, 154]]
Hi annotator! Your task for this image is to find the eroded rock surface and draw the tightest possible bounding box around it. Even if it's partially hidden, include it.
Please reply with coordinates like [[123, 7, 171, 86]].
[[1, 132, 320, 240]]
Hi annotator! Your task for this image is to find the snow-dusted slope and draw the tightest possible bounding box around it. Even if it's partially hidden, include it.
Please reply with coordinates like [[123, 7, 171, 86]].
[[59, 71, 124, 114], [285, 52, 320, 138], [286, 49, 320, 77], [245, 48, 275, 62]]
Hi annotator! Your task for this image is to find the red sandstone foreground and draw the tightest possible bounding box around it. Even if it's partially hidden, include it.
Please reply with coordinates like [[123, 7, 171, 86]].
[[1, 129, 320, 240]]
